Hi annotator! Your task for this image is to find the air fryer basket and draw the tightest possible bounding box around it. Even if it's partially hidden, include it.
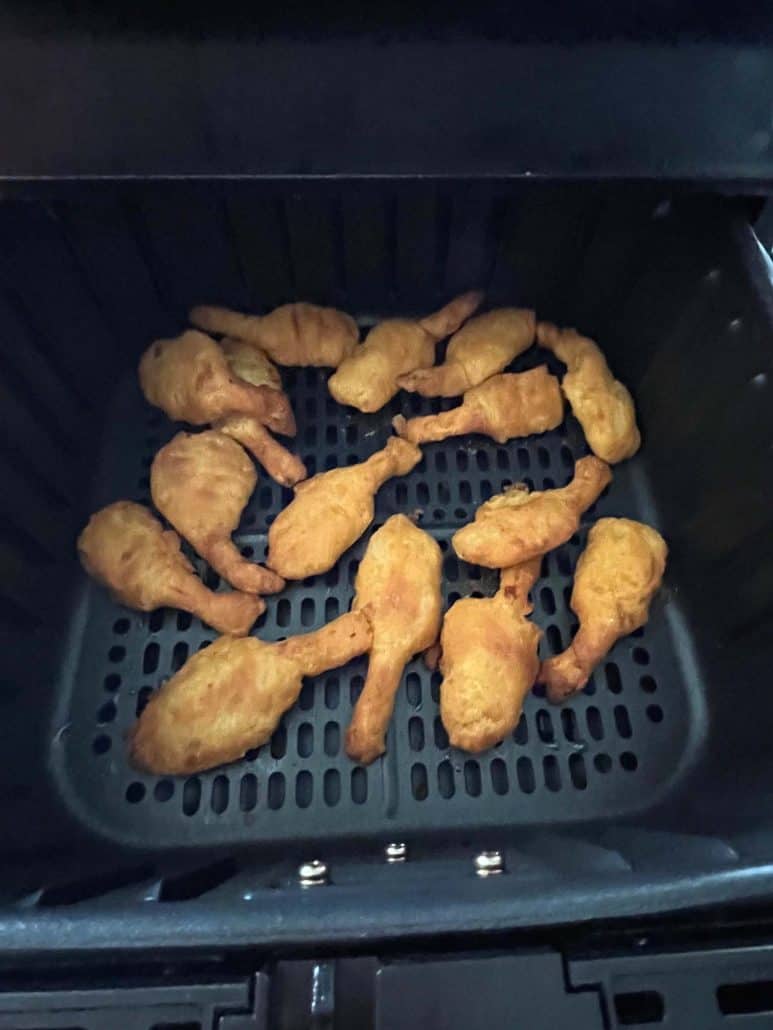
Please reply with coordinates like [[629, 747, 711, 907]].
[[58, 351, 689, 850], [1, 181, 772, 953]]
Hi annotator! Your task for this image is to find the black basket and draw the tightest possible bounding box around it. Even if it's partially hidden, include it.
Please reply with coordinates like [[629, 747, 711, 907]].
[[60, 355, 683, 851], [1, 181, 773, 954]]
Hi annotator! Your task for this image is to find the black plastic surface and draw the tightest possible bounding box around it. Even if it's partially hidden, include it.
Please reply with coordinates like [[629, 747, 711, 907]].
[[0, 8, 772, 181], [570, 942, 773, 1029], [1, 182, 773, 953], [0, 973, 267, 1029], [10, 939, 773, 1028], [55, 357, 694, 850], [376, 952, 601, 1029]]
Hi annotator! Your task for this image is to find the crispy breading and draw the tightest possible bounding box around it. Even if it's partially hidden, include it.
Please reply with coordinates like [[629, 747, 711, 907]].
[[138, 329, 295, 435], [328, 291, 483, 412], [77, 501, 263, 635], [130, 611, 372, 774], [267, 437, 422, 580], [215, 414, 307, 487], [190, 302, 359, 367], [540, 518, 667, 702], [397, 307, 535, 397], [151, 430, 284, 595], [393, 366, 563, 445], [220, 336, 282, 390], [453, 456, 611, 568], [346, 515, 443, 764], [537, 322, 640, 463], [440, 558, 542, 753]]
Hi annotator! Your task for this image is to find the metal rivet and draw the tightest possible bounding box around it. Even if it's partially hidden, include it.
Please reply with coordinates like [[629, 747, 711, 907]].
[[385, 842, 408, 863], [474, 850, 504, 877], [298, 860, 328, 887]]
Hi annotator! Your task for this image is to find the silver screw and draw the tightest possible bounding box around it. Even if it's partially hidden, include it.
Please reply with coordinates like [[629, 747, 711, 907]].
[[385, 842, 408, 863], [298, 860, 328, 887], [474, 850, 504, 877]]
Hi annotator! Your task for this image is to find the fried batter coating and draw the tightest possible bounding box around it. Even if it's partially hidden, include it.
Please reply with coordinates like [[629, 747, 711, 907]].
[[215, 415, 307, 487], [267, 437, 422, 580], [346, 515, 443, 764], [215, 339, 306, 485], [397, 307, 535, 397], [540, 517, 667, 702], [393, 366, 563, 445], [440, 558, 542, 753], [138, 330, 295, 436], [453, 456, 611, 568], [77, 501, 263, 635], [151, 430, 284, 595], [130, 611, 373, 774], [328, 291, 483, 412], [220, 336, 282, 391], [189, 302, 359, 367], [537, 322, 640, 463]]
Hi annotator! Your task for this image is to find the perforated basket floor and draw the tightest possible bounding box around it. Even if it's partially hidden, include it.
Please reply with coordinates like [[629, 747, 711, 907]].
[[51, 353, 698, 850]]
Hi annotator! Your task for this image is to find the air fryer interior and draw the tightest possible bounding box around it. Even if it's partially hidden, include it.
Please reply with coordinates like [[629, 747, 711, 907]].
[[1, 180, 772, 947]]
